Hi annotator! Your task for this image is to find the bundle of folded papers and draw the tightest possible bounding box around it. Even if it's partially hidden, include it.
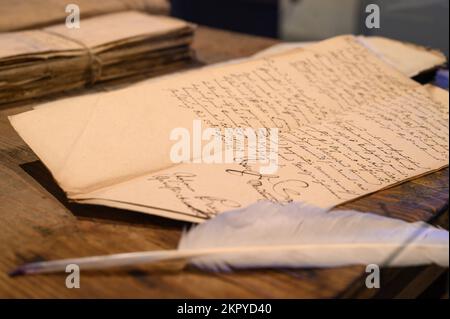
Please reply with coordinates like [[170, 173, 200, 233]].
[[0, 0, 170, 32], [0, 11, 195, 105]]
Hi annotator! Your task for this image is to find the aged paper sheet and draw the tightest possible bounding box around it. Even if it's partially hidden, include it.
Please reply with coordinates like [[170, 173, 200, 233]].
[[0, 0, 170, 32], [254, 36, 446, 77], [10, 36, 449, 222]]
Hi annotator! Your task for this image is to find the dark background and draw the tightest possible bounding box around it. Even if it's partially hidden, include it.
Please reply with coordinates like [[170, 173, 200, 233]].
[[171, 0, 279, 38], [170, 0, 449, 56]]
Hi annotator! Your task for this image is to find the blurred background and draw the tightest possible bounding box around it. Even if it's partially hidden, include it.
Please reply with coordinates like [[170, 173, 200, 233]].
[[171, 0, 449, 56]]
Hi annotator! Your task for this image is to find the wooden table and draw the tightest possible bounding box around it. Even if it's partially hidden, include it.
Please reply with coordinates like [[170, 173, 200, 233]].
[[0, 26, 448, 298]]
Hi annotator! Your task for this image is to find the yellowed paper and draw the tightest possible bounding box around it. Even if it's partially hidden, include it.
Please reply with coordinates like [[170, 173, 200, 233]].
[[0, 30, 82, 60], [44, 11, 191, 49], [254, 36, 447, 78], [10, 36, 449, 223], [0, 0, 170, 32]]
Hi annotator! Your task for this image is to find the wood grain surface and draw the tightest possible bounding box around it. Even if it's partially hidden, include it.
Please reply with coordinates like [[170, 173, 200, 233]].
[[0, 26, 448, 298]]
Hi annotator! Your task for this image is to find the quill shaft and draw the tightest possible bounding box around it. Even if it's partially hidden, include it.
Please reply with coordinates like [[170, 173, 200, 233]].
[[10, 242, 447, 276]]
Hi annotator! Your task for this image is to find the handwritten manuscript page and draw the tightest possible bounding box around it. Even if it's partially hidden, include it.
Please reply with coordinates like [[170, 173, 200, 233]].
[[10, 36, 449, 222]]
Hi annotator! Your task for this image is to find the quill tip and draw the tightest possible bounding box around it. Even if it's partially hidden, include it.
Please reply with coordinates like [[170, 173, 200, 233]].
[[8, 267, 26, 277]]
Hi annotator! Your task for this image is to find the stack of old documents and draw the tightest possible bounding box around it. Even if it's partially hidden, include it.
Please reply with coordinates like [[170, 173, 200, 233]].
[[0, 11, 195, 105]]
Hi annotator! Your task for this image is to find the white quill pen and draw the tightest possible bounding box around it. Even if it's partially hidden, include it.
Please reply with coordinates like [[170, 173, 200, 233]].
[[10, 201, 448, 276], [180, 201, 448, 271]]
